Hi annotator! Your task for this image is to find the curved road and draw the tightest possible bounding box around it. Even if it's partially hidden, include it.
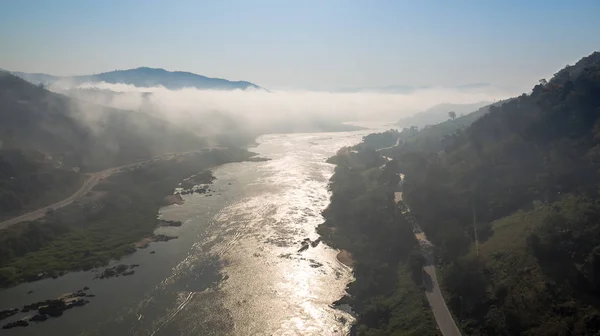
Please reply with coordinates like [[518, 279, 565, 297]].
[[395, 190, 462, 336], [0, 152, 197, 230], [423, 262, 462, 336]]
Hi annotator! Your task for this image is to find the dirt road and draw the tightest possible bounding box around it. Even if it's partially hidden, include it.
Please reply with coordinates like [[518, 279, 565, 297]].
[[0, 152, 197, 230]]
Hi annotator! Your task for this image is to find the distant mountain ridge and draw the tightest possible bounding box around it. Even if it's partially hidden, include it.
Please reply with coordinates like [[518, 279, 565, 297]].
[[11, 67, 263, 90]]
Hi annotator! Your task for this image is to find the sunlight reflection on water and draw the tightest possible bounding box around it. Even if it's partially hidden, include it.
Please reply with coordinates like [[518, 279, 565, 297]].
[[158, 132, 365, 336], [0, 124, 391, 336]]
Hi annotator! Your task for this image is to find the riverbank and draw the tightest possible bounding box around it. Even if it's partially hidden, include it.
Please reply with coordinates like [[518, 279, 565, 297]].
[[336, 249, 354, 267], [0, 129, 385, 335], [318, 140, 438, 335], [0, 148, 258, 288]]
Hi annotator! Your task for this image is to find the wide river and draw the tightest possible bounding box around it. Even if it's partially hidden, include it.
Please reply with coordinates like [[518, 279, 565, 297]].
[[0, 127, 383, 335]]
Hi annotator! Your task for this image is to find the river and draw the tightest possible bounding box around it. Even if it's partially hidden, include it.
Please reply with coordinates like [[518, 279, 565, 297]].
[[0, 127, 384, 335]]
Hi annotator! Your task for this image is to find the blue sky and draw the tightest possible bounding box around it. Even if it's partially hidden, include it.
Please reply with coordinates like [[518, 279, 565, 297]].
[[1, 0, 599, 90]]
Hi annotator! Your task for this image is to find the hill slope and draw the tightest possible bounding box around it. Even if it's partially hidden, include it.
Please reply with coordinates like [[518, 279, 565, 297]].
[[379, 100, 510, 159], [0, 71, 207, 217], [396, 101, 491, 128], [13, 67, 262, 90], [0, 71, 206, 169], [390, 51, 600, 335]]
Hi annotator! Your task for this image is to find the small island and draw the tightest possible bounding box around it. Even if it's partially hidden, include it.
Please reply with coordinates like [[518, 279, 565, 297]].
[[1, 287, 94, 329]]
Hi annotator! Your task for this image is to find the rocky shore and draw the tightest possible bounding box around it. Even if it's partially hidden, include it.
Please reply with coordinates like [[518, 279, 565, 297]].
[[164, 193, 185, 205], [296, 237, 322, 253], [135, 234, 177, 249], [247, 156, 271, 162], [1, 287, 93, 329], [94, 264, 140, 279], [158, 219, 183, 227], [175, 184, 214, 196], [336, 250, 354, 267], [0, 147, 258, 288], [179, 170, 216, 189]]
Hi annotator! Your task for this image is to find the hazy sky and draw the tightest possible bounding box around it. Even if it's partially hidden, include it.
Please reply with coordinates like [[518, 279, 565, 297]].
[[1, 0, 599, 90]]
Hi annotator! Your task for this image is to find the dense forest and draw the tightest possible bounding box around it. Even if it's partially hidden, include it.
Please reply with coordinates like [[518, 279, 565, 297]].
[[375, 51, 600, 335], [318, 145, 438, 335]]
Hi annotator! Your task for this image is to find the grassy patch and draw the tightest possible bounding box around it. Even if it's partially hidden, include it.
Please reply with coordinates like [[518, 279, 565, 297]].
[[385, 263, 438, 336], [440, 204, 553, 334], [443, 200, 600, 335], [477, 203, 550, 284]]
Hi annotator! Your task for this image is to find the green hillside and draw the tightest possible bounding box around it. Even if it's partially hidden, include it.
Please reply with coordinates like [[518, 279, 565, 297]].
[[388, 51, 600, 335], [0, 71, 207, 218]]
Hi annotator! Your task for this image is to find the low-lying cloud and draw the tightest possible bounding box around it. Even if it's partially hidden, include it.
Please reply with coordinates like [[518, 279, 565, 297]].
[[52, 80, 519, 135]]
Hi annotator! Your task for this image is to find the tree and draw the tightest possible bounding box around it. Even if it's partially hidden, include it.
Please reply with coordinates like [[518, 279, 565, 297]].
[[408, 249, 426, 283], [448, 111, 457, 120]]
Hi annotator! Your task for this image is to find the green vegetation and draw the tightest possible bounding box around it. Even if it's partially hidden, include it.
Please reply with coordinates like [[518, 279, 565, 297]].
[[0, 149, 85, 220], [0, 71, 213, 218], [325, 51, 600, 335], [395, 101, 491, 128], [0, 71, 267, 287], [318, 144, 438, 335], [0, 148, 255, 287], [374, 261, 438, 336], [377, 51, 600, 335], [357, 129, 400, 150], [0, 72, 207, 172], [440, 196, 600, 335], [380, 100, 507, 159]]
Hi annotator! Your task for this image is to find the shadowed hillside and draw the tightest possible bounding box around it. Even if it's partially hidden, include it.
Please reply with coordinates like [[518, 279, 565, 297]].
[[0, 71, 207, 171], [0, 71, 208, 218], [388, 51, 600, 335]]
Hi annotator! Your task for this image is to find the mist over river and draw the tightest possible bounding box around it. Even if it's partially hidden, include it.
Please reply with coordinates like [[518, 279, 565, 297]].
[[0, 125, 387, 336]]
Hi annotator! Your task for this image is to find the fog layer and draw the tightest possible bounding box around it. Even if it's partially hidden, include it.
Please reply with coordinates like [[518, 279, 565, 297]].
[[53, 81, 517, 134]]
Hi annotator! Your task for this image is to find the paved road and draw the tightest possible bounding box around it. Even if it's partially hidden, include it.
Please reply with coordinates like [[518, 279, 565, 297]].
[[423, 257, 462, 336], [394, 190, 462, 336], [0, 151, 199, 230]]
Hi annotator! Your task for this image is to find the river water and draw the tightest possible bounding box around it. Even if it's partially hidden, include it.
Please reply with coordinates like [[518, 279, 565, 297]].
[[0, 128, 382, 336]]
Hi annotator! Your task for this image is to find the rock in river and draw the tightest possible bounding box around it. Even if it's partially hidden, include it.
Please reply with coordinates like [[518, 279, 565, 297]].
[[0, 308, 19, 321], [158, 220, 183, 227], [2, 319, 29, 329], [95, 264, 140, 279], [30, 314, 48, 322]]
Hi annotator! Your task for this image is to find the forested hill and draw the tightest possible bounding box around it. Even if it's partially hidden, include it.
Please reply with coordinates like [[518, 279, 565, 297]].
[[386, 51, 600, 335], [0, 71, 206, 171], [395, 101, 491, 128], [374, 99, 510, 159], [0, 71, 207, 219]]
